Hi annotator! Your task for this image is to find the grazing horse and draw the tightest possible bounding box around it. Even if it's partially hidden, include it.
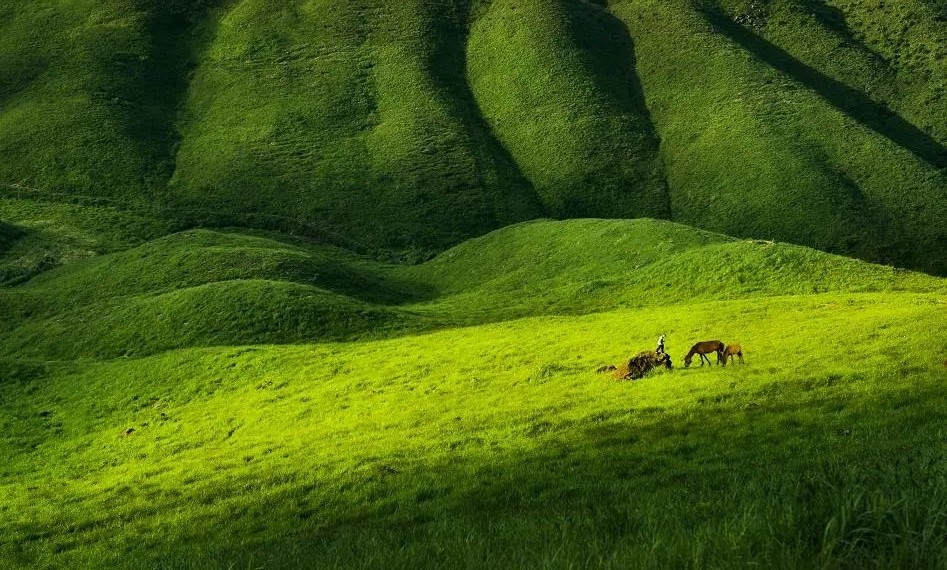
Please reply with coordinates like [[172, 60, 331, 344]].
[[683, 340, 724, 368], [721, 344, 745, 366]]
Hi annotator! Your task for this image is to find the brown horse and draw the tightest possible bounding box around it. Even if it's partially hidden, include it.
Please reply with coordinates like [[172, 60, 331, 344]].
[[721, 344, 745, 366], [683, 340, 724, 368]]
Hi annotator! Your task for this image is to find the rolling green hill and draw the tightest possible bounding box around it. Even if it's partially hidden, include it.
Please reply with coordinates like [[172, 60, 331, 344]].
[[2, 210, 943, 359], [2, 192, 946, 567], [0, 0, 944, 271], [1, 1, 946, 567], [2, 289, 945, 568]]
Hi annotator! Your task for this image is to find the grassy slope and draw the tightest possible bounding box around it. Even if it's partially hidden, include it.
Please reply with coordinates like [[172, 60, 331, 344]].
[[1, 293, 945, 568], [1, 6, 946, 563], [2, 198, 946, 567], [610, 0, 947, 274], [0, 195, 169, 285], [1, 1, 944, 270], [168, 0, 543, 251], [0, 1, 199, 198], [2, 215, 942, 359], [466, 0, 669, 217], [711, 0, 947, 147], [822, 0, 947, 143]]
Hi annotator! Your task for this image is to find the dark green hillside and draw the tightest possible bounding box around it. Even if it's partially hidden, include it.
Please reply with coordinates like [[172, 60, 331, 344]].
[[466, 0, 669, 217], [823, 0, 947, 143], [0, 1, 203, 198], [0, 0, 944, 270], [0, 195, 169, 284], [169, 0, 543, 251], [611, 0, 946, 274]]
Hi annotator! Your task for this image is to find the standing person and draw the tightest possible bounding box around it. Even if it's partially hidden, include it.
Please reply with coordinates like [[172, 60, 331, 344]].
[[656, 333, 666, 355]]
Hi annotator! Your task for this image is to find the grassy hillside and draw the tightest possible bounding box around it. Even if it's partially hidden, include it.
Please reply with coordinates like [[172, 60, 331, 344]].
[[168, 0, 543, 251], [610, 0, 946, 274], [0, 1, 201, 198], [2, 205, 942, 358], [1, 292, 945, 568], [822, 0, 947, 143], [1, 5, 946, 565], [0, 1, 944, 271], [466, 0, 668, 217], [2, 192, 945, 567], [0, 194, 169, 285]]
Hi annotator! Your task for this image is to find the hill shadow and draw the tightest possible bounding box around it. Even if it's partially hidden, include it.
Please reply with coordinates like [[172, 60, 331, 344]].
[[700, 8, 947, 170], [118, 2, 234, 191], [565, 1, 654, 139], [0, 221, 25, 256], [562, 0, 672, 218], [58, 371, 945, 568], [426, 4, 548, 226]]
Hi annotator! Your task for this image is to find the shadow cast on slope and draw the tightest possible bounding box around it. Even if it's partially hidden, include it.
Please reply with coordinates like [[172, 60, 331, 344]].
[[428, 2, 548, 225], [700, 7, 947, 170], [0, 221, 25, 256], [118, 2, 231, 189], [82, 372, 947, 569], [562, 0, 672, 218]]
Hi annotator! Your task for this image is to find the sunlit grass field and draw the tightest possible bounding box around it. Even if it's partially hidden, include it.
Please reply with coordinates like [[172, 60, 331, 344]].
[[1, 292, 945, 568], [1, 0, 945, 566], [1, 194, 945, 567]]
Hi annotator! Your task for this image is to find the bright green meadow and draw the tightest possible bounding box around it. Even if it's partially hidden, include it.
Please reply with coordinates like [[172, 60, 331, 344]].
[[1, 0, 946, 568], [2, 194, 946, 567]]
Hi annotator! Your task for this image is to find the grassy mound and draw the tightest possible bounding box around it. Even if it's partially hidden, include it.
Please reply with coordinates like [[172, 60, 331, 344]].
[[466, 0, 668, 217], [2, 216, 941, 359], [403, 219, 944, 317], [0, 223, 432, 359], [5, 280, 425, 360], [1, 292, 944, 568], [8, 229, 418, 313], [0, 195, 169, 285]]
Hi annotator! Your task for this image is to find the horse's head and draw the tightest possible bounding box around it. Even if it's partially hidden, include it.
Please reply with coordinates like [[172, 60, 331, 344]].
[[683, 354, 692, 368]]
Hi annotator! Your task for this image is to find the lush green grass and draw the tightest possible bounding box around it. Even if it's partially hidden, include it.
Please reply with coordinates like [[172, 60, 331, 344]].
[[1, 199, 944, 567], [0, 1, 201, 198], [610, 0, 947, 274], [2, 3, 946, 565], [710, 0, 947, 146], [818, 0, 947, 142], [0, 195, 169, 285], [0, 1, 944, 270], [3, 216, 942, 359], [167, 0, 543, 252], [1, 292, 945, 568], [466, 0, 668, 217]]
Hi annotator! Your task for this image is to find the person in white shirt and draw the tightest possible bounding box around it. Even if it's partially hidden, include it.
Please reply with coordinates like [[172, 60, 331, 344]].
[[656, 334, 666, 354]]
